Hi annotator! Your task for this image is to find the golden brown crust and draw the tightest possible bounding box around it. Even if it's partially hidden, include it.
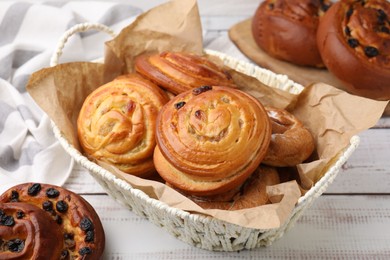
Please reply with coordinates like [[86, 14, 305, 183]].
[[77, 73, 169, 177], [0, 183, 105, 260], [262, 107, 315, 167], [154, 86, 271, 196], [190, 166, 280, 210], [317, 0, 390, 100], [134, 51, 236, 94], [0, 202, 64, 260], [252, 0, 332, 67]]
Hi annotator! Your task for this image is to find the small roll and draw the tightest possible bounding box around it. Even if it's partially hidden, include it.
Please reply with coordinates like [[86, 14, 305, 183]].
[[251, 0, 332, 67], [0, 202, 64, 260], [154, 86, 271, 196], [0, 183, 105, 260], [262, 106, 315, 167], [191, 166, 280, 210], [77, 73, 169, 177], [134, 51, 236, 94], [317, 0, 390, 100]]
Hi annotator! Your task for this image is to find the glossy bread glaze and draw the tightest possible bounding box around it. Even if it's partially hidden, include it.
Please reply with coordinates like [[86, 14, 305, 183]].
[[262, 107, 315, 167], [0, 183, 105, 260], [317, 0, 390, 100], [0, 202, 64, 260], [77, 74, 169, 177], [135, 51, 236, 94], [252, 0, 332, 67], [154, 86, 271, 196]]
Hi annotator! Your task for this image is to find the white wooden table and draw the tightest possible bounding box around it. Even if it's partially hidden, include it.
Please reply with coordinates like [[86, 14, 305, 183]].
[[61, 1, 390, 258]]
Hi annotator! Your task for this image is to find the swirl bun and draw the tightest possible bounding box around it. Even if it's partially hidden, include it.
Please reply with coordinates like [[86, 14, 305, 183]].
[[134, 51, 236, 94], [317, 0, 390, 100], [0, 183, 105, 260], [263, 107, 315, 167], [0, 202, 63, 259], [154, 86, 271, 196], [77, 74, 169, 177], [252, 0, 332, 67]]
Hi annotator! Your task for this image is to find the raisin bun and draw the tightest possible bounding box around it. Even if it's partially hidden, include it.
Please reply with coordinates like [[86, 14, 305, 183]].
[[0, 183, 105, 259], [252, 0, 332, 67], [153, 85, 271, 197], [317, 0, 390, 100], [0, 202, 64, 259]]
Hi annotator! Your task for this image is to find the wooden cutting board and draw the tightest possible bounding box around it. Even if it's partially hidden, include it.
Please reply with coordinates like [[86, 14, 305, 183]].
[[229, 18, 390, 116]]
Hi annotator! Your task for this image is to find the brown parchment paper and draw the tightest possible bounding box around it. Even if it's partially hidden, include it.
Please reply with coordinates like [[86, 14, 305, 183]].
[[26, 0, 389, 230]]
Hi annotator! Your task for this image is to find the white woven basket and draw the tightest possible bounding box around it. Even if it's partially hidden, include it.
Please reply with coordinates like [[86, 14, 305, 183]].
[[50, 23, 360, 251]]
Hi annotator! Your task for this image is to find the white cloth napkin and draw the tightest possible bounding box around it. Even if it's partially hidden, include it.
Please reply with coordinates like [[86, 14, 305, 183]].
[[0, 1, 142, 193]]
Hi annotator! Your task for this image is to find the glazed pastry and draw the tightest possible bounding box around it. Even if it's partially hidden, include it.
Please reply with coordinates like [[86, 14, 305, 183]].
[[252, 0, 332, 67], [191, 166, 280, 210], [0, 183, 105, 259], [0, 202, 64, 259], [262, 107, 315, 167], [317, 0, 390, 100], [134, 51, 236, 94], [154, 85, 272, 196], [77, 73, 169, 177]]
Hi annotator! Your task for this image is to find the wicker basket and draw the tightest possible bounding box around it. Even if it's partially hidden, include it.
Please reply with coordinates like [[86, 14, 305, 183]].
[[50, 23, 360, 251]]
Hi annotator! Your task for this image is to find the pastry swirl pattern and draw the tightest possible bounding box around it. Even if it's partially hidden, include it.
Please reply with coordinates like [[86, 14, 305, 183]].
[[77, 74, 169, 177], [154, 86, 271, 196], [135, 51, 236, 94]]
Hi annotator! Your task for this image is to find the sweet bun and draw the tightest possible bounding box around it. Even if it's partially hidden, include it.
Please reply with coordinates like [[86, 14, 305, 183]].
[[154, 86, 271, 196], [317, 0, 390, 100], [252, 0, 332, 67], [134, 51, 236, 94], [0, 183, 105, 259], [77, 73, 169, 177], [262, 106, 315, 167], [191, 166, 280, 210], [0, 202, 64, 259]]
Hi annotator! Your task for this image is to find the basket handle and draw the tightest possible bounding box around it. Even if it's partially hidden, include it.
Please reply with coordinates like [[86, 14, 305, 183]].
[[50, 22, 116, 67]]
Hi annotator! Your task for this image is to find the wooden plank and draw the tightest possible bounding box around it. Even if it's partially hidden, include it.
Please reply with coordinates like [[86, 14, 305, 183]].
[[63, 163, 106, 194], [201, 16, 250, 31], [127, 0, 260, 17], [197, 0, 259, 16], [83, 194, 390, 259], [327, 129, 390, 194], [375, 116, 390, 128]]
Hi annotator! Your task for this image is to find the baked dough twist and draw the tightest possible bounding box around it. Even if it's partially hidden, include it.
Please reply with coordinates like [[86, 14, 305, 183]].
[[262, 107, 315, 167], [0, 202, 64, 260], [134, 51, 236, 94], [0, 183, 105, 260], [154, 86, 272, 196], [252, 0, 332, 67], [77, 74, 169, 177], [317, 0, 390, 100]]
